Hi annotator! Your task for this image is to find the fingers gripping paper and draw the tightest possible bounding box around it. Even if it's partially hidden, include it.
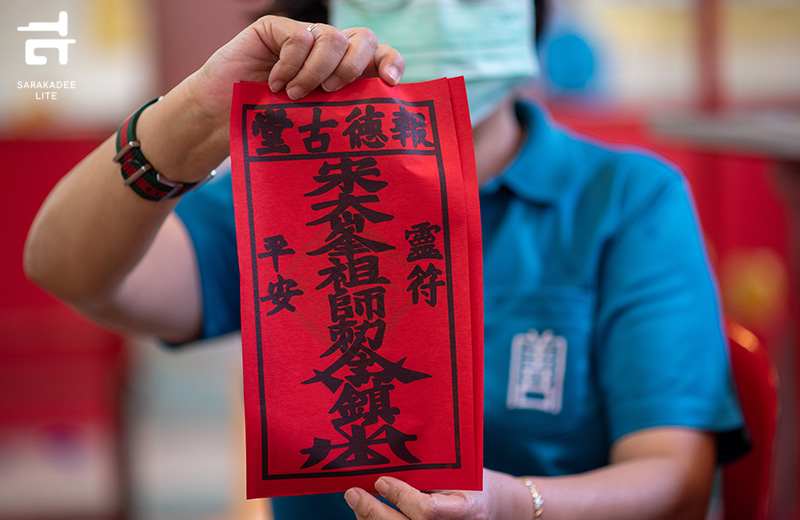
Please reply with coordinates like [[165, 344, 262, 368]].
[[230, 77, 484, 498]]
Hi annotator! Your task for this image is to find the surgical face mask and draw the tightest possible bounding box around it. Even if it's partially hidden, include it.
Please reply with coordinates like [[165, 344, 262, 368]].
[[330, 0, 539, 125]]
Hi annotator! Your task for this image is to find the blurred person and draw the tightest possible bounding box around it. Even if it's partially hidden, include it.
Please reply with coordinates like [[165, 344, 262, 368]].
[[24, 0, 748, 519]]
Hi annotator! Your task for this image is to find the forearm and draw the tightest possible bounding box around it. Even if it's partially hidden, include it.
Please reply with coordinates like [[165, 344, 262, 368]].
[[510, 458, 712, 520], [494, 429, 716, 520], [23, 81, 225, 307]]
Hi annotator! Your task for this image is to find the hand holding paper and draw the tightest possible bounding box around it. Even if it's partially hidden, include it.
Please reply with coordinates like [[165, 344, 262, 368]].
[[230, 76, 484, 498], [185, 16, 404, 126], [345, 476, 490, 520], [343, 469, 530, 520], [127, 16, 405, 189]]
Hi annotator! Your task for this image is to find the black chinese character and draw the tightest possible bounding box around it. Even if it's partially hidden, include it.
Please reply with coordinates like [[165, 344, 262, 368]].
[[405, 222, 443, 261], [343, 105, 388, 149], [260, 274, 303, 315], [299, 107, 339, 153], [391, 105, 433, 148], [252, 108, 294, 155], [407, 263, 445, 307], [257, 234, 295, 272], [308, 211, 395, 257], [303, 337, 430, 392], [329, 382, 400, 427], [305, 157, 387, 197], [320, 317, 388, 359], [307, 191, 394, 227], [299, 423, 421, 470], [317, 256, 390, 291]]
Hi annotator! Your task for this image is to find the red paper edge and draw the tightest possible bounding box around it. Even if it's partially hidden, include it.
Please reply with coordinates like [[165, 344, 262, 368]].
[[229, 82, 259, 500], [447, 77, 485, 490]]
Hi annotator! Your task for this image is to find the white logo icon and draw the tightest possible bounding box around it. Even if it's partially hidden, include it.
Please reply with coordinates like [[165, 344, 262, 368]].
[[17, 11, 76, 65], [506, 329, 567, 414]]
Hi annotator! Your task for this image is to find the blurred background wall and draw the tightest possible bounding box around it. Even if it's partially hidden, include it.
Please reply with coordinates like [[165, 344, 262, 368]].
[[1, 1, 261, 519], [539, 0, 800, 107], [1, 0, 799, 519]]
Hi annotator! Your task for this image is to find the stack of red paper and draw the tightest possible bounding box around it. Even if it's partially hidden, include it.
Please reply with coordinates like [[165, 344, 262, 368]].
[[230, 77, 483, 498]]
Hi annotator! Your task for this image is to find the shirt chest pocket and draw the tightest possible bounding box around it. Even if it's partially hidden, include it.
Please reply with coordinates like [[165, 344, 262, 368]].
[[483, 285, 599, 439]]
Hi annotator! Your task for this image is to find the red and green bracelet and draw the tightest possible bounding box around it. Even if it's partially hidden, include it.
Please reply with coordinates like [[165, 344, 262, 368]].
[[113, 97, 214, 202]]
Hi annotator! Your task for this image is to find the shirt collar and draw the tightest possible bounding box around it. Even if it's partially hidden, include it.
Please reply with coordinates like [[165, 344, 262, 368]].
[[480, 101, 577, 205]]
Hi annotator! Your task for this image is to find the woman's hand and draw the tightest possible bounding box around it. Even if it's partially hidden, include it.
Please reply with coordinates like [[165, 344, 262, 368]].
[[345, 477, 488, 520], [133, 15, 404, 185], [343, 469, 526, 520], [184, 16, 404, 127]]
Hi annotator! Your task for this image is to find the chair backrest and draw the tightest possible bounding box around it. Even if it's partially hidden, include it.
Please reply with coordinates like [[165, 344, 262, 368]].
[[722, 321, 779, 520]]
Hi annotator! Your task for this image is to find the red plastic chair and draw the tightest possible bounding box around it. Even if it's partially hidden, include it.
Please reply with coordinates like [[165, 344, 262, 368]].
[[722, 321, 779, 520]]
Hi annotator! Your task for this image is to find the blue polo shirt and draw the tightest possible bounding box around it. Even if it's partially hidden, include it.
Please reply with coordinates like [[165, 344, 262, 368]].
[[175, 101, 746, 519]]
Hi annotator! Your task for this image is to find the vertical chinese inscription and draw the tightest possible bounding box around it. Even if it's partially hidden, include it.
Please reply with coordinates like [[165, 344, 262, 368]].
[[405, 222, 445, 307], [258, 235, 303, 315], [299, 103, 434, 470]]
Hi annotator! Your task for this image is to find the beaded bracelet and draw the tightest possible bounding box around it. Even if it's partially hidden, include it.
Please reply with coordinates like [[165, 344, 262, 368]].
[[520, 479, 544, 519]]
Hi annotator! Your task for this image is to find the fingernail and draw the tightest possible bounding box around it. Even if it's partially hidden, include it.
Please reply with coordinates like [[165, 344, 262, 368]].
[[286, 85, 307, 100], [270, 80, 285, 93], [344, 488, 360, 509], [374, 477, 389, 497], [387, 66, 400, 84], [322, 76, 342, 92]]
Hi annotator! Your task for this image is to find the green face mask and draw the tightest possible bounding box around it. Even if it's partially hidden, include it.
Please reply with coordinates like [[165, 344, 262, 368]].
[[330, 0, 539, 125]]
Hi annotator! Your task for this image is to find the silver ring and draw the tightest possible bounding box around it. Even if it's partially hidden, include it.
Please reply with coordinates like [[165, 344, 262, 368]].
[[307, 23, 320, 32]]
